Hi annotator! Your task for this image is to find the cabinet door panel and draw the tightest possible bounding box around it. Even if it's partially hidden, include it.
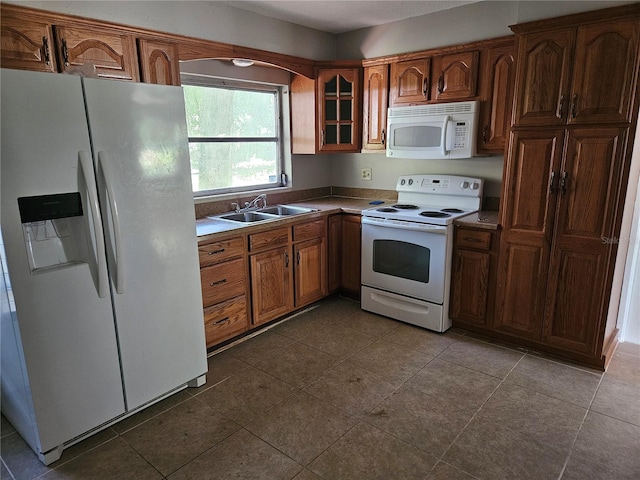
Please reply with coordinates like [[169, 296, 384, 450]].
[[327, 214, 342, 293], [138, 38, 180, 86], [250, 246, 293, 326], [389, 58, 430, 106], [569, 19, 639, 124], [1, 14, 56, 72], [495, 241, 549, 338], [432, 51, 479, 101], [340, 214, 361, 295], [317, 68, 360, 152], [450, 249, 490, 325], [500, 130, 565, 234], [54, 25, 139, 81], [514, 30, 574, 126], [496, 130, 564, 339], [295, 237, 327, 307], [478, 44, 515, 154], [543, 128, 626, 354], [362, 64, 389, 150]]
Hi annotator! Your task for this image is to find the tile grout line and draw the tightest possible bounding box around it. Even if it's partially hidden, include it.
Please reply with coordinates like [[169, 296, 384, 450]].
[[555, 367, 607, 480], [432, 350, 528, 474]]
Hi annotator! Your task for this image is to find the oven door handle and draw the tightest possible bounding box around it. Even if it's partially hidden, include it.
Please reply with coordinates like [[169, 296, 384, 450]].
[[362, 216, 449, 234]]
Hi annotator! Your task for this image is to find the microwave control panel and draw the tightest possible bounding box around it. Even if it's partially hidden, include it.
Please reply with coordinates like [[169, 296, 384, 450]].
[[451, 121, 469, 149]]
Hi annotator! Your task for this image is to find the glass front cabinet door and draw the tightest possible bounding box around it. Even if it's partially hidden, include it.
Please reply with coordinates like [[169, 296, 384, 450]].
[[317, 68, 361, 152]]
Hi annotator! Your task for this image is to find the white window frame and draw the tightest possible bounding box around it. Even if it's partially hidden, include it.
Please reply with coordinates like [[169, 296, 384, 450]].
[[181, 75, 287, 198]]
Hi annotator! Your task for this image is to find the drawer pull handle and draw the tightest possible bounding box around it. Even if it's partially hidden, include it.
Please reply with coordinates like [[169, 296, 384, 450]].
[[61, 38, 70, 67], [463, 237, 482, 242], [212, 316, 230, 326], [209, 279, 227, 287], [208, 248, 225, 255]]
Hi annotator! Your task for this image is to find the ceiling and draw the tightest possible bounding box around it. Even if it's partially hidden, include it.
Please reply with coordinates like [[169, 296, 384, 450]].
[[220, 0, 482, 34]]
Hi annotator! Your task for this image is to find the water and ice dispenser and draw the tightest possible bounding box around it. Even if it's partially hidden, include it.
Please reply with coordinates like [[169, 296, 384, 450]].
[[18, 193, 90, 274]]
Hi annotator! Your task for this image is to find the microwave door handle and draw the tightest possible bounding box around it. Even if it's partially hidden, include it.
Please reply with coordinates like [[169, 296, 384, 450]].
[[441, 115, 450, 156]]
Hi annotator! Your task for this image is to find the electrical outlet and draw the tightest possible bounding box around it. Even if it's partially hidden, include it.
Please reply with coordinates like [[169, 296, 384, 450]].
[[361, 167, 372, 181]]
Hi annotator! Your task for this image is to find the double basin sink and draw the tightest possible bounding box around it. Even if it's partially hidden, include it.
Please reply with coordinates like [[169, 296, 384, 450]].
[[215, 205, 317, 223]]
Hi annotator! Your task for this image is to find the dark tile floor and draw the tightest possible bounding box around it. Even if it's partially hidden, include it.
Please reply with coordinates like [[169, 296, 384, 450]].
[[2, 296, 639, 479]]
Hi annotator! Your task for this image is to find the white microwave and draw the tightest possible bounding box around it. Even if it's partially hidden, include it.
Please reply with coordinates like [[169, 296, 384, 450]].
[[386, 101, 479, 159]]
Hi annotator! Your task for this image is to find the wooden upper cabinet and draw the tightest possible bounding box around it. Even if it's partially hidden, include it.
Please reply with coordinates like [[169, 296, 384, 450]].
[[1, 11, 56, 73], [389, 58, 431, 106], [53, 24, 139, 81], [514, 17, 639, 127], [138, 38, 180, 86], [569, 19, 639, 125], [477, 42, 516, 154], [317, 68, 361, 152], [362, 64, 389, 151], [431, 51, 479, 101], [513, 29, 574, 126]]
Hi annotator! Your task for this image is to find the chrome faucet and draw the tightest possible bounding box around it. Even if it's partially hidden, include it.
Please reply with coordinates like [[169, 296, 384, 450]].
[[232, 194, 267, 213]]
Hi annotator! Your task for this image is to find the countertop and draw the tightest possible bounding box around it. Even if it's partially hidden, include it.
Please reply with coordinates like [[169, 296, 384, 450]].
[[196, 196, 500, 241], [196, 196, 395, 241], [453, 210, 500, 230]]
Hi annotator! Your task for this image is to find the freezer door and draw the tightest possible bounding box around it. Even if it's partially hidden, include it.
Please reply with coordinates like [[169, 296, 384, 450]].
[[82, 78, 207, 410], [0, 69, 125, 456]]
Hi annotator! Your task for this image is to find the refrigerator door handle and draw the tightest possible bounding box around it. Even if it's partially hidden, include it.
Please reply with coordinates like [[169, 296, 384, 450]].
[[98, 152, 125, 294], [78, 151, 108, 298]]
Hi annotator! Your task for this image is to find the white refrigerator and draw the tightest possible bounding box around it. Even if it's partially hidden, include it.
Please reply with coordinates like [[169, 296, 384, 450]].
[[0, 69, 208, 465]]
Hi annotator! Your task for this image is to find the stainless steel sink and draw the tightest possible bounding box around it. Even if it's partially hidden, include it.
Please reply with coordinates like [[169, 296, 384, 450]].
[[217, 204, 317, 223], [218, 212, 278, 223], [259, 205, 316, 215]]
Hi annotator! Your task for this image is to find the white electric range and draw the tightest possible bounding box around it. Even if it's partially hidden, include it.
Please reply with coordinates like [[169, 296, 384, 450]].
[[360, 174, 484, 332]]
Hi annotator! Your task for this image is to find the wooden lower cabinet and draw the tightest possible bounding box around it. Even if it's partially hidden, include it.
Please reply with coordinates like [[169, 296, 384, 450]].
[[493, 126, 629, 367], [340, 214, 362, 297], [198, 234, 250, 348], [294, 236, 327, 307], [450, 227, 499, 327], [327, 214, 342, 293], [249, 218, 327, 326], [250, 245, 294, 326]]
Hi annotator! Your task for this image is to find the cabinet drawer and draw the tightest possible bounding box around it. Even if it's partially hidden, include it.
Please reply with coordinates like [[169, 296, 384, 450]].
[[293, 219, 325, 241], [456, 229, 492, 250], [199, 236, 244, 267], [201, 258, 246, 307], [203, 295, 249, 347], [249, 227, 290, 251]]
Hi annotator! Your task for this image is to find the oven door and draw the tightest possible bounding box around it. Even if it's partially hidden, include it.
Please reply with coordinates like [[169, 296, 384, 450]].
[[361, 216, 449, 303]]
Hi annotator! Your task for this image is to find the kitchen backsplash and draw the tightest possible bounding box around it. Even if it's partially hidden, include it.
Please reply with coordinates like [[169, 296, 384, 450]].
[[194, 186, 499, 218]]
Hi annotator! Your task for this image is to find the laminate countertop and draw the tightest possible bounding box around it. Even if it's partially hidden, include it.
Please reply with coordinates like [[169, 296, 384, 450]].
[[196, 196, 395, 240], [453, 210, 500, 230]]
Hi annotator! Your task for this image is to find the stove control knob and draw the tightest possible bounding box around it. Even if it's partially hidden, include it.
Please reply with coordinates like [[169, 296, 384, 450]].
[[408, 179, 413, 185], [400, 179, 406, 185], [461, 181, 470, 189], [471, 182, 480, 190]]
